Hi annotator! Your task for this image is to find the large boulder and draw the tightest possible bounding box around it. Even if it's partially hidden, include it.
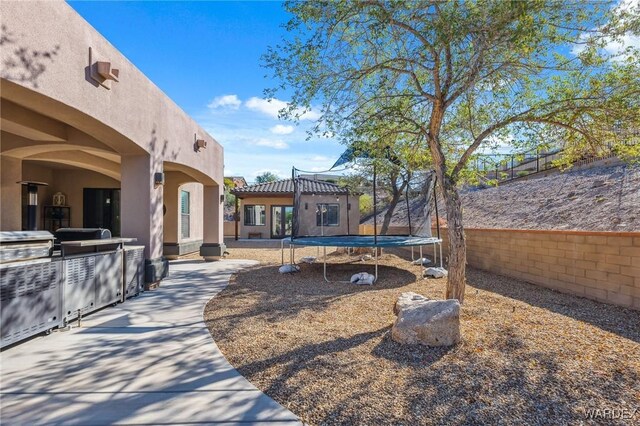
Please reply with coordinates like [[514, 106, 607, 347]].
[[391, 292, 461, 346], [393, 291, 429, 315]]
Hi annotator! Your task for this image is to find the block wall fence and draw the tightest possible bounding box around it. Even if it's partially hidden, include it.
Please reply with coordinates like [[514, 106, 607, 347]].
[[437, 228, 640, 310], [359, 225, 639, 310]]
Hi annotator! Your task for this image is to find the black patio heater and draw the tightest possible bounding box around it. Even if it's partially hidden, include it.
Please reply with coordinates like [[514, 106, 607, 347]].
[[17, 181, 49, 231]]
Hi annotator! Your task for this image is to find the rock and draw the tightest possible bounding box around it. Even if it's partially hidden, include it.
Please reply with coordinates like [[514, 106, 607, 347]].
[[279, 264, 300, 274], [412, 257, 433, 266], [591, 179, 606, 188], [360, 254, 373, 261], [300, 256, 316, 264], [350, 272, 375, 285], [393, 292, 429, 315], [424, 267, 448, 278], [392, 293, 461, 346]]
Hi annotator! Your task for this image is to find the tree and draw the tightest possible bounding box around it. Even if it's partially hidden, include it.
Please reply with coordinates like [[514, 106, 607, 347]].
[[346, 140, 431, 235], [265, 0, 640, 302], [359, 194, 374, 217], [255, 171, 279, 184], [223, 177, 236, 215]]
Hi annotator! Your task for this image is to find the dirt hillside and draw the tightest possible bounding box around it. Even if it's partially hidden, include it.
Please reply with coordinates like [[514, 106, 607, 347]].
[[362, 163, 639, 232], [460, 163, 640, 231]]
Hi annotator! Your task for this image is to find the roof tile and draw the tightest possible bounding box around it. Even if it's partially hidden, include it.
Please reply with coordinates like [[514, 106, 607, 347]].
[[231, 178, 349, 196]]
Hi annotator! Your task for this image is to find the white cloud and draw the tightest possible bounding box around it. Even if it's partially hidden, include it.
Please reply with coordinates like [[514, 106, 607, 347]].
[[270, 124, 295, 135], [245, 97, 286, 118], [208, 94, 241, 110], [603, 33, 640, 58], [245, 96, 321, 121], [572, 0, 640, 61], [308, 166, 329, 172], [252, 169, 285, 179], [309, 155, 331, 162], [253, 138, 289, 149]]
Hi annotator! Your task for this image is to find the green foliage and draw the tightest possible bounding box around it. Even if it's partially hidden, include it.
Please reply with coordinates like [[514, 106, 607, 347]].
[[223, 177, 237, 210], [265, 0, 640, 181], [255, 172, 279, 184], [224, 177, 236, 189], [224, 192, 236, 210], [358, 194, 374, 217]]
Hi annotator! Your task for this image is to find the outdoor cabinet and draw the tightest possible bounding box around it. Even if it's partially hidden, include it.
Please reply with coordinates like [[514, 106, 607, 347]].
[[124, 246, 145, 299], [95, 250, 123, 307], [63, 255, 97, 323], [63, 250, 123, 323], [0, 258, 63, 348]]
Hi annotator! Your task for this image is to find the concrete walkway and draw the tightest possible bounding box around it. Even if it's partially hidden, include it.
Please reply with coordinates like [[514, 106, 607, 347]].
[[0, 259, 301, 425]]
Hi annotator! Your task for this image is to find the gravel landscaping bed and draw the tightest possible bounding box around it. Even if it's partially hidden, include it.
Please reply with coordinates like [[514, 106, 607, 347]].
[[204, 247, 640, 425]]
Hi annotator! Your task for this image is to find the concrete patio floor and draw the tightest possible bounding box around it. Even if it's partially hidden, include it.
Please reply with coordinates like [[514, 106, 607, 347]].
[[0, 259, 301, 425]]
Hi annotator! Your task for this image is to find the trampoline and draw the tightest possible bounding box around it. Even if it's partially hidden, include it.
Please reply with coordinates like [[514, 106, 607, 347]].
[[289, 235, 439, 248], [281, 234, 443, 282], [283, 148, 444, 283]]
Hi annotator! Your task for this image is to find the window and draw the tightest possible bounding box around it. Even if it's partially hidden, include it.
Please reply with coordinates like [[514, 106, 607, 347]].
[[244, 205, 266, 226], [316, 203, 339, 226], [180, 190, 190, 239]]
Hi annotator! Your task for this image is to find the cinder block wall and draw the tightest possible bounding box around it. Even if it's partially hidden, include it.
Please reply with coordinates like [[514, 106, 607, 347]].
[[437, 229, 640, 310]]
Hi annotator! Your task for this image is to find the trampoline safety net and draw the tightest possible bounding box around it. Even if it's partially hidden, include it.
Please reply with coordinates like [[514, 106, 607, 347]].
[[291, 167, 438, 241]]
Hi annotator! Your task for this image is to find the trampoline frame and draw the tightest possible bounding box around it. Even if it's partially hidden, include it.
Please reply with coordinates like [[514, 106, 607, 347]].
[[281, 235, 443, 283]]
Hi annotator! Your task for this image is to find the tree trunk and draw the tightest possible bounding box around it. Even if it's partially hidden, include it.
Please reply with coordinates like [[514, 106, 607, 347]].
[[428, 100, 466, 303], [380, 191, 401, 235], [441, 176, 466, 303]]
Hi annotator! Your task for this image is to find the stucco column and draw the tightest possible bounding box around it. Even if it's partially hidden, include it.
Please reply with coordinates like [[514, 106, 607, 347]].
[[1, 157, 22, 231], [120, 154, 168, 284], [200, 184, 226, 261]]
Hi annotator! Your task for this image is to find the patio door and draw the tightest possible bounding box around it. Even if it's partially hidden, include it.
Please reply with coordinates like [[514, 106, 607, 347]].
[[83, 188, 121, 236], [271, 206, 293, 238]]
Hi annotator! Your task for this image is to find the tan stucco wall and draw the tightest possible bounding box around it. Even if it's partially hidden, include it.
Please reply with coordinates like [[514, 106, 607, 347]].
[[237, 196, 292, 239], [1, 156, 23, 230], [223, 221, 236, 237], [235, 194, 360, 239], [162, 173, 203, 244], [0, 1, 223, 186], [1, 1, 225, 259], [298, 194, 360, 237], [51, 168, 119, 228], [178, 183, 204, 243], [19, 163, 119, 229], [171, 183, 203, 243]]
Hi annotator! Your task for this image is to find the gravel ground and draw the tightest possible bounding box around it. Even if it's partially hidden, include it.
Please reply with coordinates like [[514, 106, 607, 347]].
[[204, 247, 640, 426]]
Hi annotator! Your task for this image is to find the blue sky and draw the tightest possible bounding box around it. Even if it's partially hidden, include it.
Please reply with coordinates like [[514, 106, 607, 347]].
[[68, 1, 344, 181]]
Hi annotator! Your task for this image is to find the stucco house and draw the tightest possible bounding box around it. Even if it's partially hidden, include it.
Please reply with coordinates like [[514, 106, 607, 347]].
[[0, 1, 226, 284], [230, 178, 360, 239]]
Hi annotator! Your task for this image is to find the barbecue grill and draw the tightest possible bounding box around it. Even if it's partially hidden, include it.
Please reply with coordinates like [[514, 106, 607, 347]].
[[0, 231, 62, 348], [0, 228, 144, 348]]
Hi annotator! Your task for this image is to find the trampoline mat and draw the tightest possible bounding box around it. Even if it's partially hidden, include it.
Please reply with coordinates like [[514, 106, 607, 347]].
[[288, 235, 441, 248]]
